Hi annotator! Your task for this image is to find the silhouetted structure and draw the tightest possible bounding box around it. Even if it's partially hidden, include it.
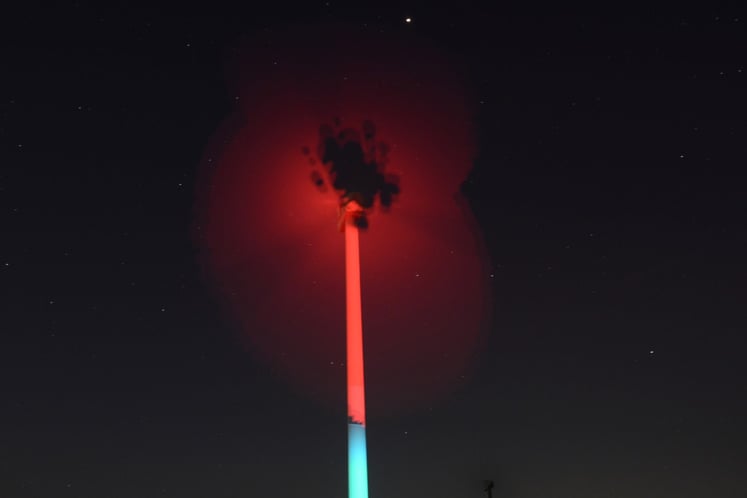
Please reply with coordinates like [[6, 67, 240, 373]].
[[305, 118, 399, 228], [484, 480, 494, 498]]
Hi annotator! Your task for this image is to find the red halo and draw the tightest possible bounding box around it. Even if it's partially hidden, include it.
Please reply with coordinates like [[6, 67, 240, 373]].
[[196, 24, 492, 415]]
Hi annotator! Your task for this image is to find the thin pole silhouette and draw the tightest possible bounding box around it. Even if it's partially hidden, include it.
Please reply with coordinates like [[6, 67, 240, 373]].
[[484, 480, 494, 498]]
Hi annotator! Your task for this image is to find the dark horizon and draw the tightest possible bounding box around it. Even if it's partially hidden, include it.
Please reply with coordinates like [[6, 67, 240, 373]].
[[2, 3, 746, 497]]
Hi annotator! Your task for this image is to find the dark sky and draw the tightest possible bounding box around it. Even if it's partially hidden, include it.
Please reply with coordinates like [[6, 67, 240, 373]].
[[2, 3, 746, 497]]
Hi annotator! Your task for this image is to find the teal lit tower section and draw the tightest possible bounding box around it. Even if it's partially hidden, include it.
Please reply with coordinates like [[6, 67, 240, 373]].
[[348, 423, 368, 498]]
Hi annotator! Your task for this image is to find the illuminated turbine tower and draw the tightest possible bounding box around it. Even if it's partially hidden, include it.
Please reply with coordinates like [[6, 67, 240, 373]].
[[321, 118, 398, 498], [341, 198, 369, 498]]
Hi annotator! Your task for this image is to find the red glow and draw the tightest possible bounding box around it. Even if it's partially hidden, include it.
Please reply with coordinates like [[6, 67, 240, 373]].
[[195, 24, 492, 415]]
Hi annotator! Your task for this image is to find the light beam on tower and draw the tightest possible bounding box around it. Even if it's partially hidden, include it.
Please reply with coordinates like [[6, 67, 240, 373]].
[[342, 199, 368, 498]]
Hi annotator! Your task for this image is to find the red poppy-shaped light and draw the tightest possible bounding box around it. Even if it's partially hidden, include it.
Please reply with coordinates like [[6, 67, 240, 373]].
[[195, 23, 492, 415]]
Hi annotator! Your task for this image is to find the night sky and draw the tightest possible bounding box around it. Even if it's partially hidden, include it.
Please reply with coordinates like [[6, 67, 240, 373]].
[[3, 3, 747, 497]]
